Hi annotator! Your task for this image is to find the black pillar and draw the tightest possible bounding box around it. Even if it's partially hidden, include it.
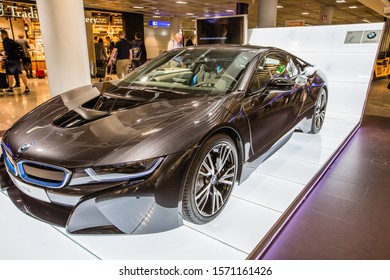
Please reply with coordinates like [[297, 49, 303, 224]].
[[236, 3, 249, 15], [122, 12, 144, 41]]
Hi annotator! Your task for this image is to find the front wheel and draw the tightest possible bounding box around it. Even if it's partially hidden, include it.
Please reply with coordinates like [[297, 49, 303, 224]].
[[310, 88, 328, 134], [182, 134, 238, 224]]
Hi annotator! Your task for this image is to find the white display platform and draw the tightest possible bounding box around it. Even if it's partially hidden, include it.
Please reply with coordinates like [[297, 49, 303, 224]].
[[0, 23, 382, 259], [0, 113, 358, 260]]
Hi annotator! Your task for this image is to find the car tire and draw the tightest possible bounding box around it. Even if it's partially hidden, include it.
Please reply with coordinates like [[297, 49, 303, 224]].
[[309, 88, 327, 134], [182, 134, 238, 224]]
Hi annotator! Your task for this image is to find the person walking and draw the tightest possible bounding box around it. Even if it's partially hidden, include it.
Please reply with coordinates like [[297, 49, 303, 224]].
[[1, 30, 30, 94], [105, 36, 114, 55], [167, 33, 183, 50], [94, 37, 107, 68], [16, 33, 33, 78], [186, 35, 194, 46], [131, 32, 147, 68], [108, 30, 132, 79]]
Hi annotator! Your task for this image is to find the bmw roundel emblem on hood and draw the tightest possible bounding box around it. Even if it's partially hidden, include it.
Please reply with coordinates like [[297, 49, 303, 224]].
[[19, 142, 35, 152]]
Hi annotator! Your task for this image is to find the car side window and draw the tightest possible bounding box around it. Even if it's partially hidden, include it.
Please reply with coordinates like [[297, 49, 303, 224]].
[[249, 53, 289, 93]]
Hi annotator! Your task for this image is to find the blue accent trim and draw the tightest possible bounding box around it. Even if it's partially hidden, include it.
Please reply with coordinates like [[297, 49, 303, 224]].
[[17, 160, 71, 189], [192, 75, 197, 86], [1, 144, 17, 176]]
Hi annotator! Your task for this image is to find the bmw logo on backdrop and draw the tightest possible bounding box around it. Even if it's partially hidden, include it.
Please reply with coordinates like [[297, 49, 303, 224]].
[[367, 32, 377, 39]]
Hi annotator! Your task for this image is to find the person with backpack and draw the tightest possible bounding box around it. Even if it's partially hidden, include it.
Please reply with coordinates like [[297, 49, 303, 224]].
[[1, 30, 30, 95], [16, 33, 33, 79], [131, 32, 147, 68]]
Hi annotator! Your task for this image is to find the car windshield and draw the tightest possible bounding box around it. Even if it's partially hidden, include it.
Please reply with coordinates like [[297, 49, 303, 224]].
[[117, 48, 256, 95]]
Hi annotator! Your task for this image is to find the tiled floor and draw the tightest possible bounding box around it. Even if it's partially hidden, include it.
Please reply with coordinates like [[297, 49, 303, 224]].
[[365, 78, 390, 118]]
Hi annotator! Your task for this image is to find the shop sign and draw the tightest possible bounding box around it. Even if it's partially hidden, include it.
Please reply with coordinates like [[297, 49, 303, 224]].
[[149, 20, 171, 28], [0, 3, 39, 19], [85, 17, 98, 24]]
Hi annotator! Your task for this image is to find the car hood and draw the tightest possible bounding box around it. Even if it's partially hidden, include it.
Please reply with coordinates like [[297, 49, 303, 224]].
[[2, 83, 224, 168]]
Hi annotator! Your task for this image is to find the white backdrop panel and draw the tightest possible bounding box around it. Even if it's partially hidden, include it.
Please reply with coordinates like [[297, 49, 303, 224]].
[[249, 23, 382, 53], [249, 23, 384, 117]]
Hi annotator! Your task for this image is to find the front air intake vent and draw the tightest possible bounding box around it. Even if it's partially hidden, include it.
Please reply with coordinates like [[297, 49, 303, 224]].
[[82, 96, 141, 112], [17, 160, 71, 188], [53, 110, 89, 128]]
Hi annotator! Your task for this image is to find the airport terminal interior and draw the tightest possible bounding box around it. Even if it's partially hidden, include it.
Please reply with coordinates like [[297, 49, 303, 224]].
[[0, 0, 390, 260]]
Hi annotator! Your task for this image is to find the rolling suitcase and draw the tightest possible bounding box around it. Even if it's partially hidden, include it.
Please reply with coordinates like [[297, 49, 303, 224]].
[[0, 73, 8, 89], [96, 65, 106, 81], [36, 69, 45, 78]]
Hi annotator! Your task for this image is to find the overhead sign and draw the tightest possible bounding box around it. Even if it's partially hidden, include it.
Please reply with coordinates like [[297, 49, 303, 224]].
[[285, 20, 305, 27], [149, 20, 170, 28]]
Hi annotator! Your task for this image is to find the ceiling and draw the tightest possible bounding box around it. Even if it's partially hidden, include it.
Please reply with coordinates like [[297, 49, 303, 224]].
[[84, 0, 387, 30]]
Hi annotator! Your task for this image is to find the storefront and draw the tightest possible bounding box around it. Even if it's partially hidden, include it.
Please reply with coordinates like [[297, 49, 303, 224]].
[[0, 2, 129, 75], [0, 1, 45, 70]]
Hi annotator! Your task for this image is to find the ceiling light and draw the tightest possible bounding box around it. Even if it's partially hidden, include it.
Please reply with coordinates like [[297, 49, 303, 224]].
[[133, 6, 144, 9], [176, 1, 188, 4], [363, 19, 371, 23], [301, 12, 310, 15], [336, 0, 346, 3], [225, 9, 235, 13], [349, 5, 358, 9], [186, 13, 194, 16], [153, 15, 161, 18], [277, 5, 284, 8]]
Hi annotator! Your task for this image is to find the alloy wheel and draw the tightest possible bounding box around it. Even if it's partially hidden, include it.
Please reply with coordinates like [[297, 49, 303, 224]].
[[314, 89, 327, 131], [194, 141, 237, 217]]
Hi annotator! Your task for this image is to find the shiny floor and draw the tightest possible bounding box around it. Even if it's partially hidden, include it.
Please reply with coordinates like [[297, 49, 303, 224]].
[[0, 77, 387, 259]]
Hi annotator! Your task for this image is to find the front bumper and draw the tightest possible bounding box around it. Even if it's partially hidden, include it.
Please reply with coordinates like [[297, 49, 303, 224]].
[[0, 149, 194, 234]]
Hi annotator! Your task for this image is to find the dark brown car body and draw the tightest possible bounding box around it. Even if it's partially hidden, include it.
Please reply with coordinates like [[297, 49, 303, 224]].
[[0, 46, 327, 234]]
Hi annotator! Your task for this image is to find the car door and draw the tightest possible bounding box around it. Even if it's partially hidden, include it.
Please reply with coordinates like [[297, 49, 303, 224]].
[[242, 51, 303, 156]]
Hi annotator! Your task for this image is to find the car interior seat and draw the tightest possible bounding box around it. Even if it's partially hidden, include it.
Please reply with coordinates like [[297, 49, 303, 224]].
[[192, 58, 222, 86]]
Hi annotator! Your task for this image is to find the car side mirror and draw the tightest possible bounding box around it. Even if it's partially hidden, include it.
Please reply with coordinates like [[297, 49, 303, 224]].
[[267, 78, 295, 89]]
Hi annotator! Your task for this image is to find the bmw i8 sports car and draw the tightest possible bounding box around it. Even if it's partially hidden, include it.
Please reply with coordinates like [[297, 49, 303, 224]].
[[0, 45, 328, 234]]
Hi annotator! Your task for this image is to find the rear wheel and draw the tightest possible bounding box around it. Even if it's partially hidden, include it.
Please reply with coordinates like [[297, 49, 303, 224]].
[[310, 88, 327, 134], [182, 134, 238, 224]]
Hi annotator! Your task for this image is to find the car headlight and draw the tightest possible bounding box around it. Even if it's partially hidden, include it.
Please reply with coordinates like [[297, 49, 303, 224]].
[[69, 157, 164, 185]]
